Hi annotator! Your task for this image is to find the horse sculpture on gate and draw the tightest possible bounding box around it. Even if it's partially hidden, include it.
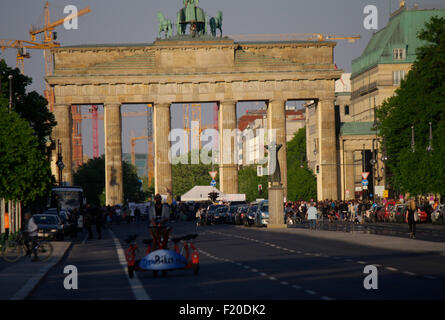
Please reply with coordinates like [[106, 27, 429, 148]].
[[209, 11, 223, 38], [157, 12, 173, 39]]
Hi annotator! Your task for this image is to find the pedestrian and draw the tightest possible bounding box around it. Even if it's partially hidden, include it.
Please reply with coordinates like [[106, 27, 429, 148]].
[[4, 211, 10, 240], [135, 206, 141, 224], [23, 213, 38, 262], [95, 207, 104, 239], [84, 205, 94, 240], [406, 199, 418, 239], [306, 202, 318, 230]]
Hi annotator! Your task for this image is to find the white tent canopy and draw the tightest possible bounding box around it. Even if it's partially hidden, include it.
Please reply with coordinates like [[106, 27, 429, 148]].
[[180, 186, 222, 202]]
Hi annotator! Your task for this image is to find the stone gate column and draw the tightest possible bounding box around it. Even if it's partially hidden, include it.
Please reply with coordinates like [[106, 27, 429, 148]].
[[267, 99, 288, 199], [104, 103, 124, 205], [344, 150, 355, 200], [218, 100, 239, 194], [53, 104, 73, 185], [317, 99, 339, 200], [154, 102, 172, 203]]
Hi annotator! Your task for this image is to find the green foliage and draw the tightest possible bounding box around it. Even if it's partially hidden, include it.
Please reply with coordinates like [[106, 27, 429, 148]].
[[74, 156, 145, 206], [73, 156, 106, 207], [286, 127, 317, 201], [0, 107, 53, 203], [377, 16, 445, 195], [172, 150, 218, 196], [238, 166, 268, 202], [0, 60, 56, 154]]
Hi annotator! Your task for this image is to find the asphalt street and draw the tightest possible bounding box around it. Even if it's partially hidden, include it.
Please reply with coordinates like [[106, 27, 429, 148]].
[[28, 221, 445, 300]]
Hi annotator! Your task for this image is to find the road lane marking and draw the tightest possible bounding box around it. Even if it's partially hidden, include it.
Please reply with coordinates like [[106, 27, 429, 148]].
[[260, 273, 267, 276], [251, 269, 259, 272], [280, 281, 289, 285], [292, 285, 302, 289], [244, 265, 250, 269], [305, 290, 317, 295], [424, 275, 437, 280], [386, 267, 398, 272], [357, 261, 367, 264], [403, 272, 416, 276], [109, 230, 151, 300], [268, 276, 277, 281], [321, 296, 334, 300]]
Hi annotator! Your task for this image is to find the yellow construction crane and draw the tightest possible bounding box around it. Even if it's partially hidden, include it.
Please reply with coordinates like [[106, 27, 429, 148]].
[[227, 33, 361, 43], [0, 39, 59, 74], [28, 2, 91, 112]]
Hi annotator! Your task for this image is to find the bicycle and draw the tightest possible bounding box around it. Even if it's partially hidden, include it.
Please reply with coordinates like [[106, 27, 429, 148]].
[[1, 231, 53, 262]]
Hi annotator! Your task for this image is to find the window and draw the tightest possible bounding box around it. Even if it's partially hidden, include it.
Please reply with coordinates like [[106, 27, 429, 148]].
[[392, 70, 406, 85], [393, 48, 406, 60], [344, 105, 350, 115]]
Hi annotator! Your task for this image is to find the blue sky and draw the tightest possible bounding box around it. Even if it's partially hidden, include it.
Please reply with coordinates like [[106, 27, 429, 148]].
[[1, 0, 442, 156]]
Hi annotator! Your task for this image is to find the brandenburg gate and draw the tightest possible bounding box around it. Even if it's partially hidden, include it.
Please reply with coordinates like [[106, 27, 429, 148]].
[[48, 3, 342, 205]]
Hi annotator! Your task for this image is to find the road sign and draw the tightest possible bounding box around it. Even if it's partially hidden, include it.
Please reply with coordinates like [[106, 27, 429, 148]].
[[361, 179, 369, 186], [257, 166, 263, 177], [383, 190, 389, 198], [361, 172, 370, 180], [363, 185, 368, 190], [210, 180, 217, 187], [209, 171, 218, 180]]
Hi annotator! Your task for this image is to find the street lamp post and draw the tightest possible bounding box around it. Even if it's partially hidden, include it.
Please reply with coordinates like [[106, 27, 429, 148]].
[[56, 140, 65, 186], [411, 126, 415, 153], [8, 75, 13, 112]]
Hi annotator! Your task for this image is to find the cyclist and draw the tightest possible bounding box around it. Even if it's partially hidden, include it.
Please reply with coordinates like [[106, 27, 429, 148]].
[[149, 194, 171, 249], [23, 212, 38, 262]]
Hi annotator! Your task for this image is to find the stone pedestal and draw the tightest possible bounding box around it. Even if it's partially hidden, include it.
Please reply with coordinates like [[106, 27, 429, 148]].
[[267, 100, 287, 199], [218, 100, 239, 194], [267, 184, 286, 229], [104, 103, 124, 206], [154, 103, 173, 204], [53, 104, 73, 186]]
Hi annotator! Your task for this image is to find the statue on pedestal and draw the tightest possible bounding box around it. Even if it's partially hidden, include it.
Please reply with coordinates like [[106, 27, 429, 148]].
[[265, 142, 282, 185]]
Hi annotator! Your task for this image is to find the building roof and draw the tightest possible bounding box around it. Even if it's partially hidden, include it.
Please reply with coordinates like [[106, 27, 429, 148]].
[[340, 122, 378, 136], [351, 7, 445, 78], [238, 109, 304, 131]]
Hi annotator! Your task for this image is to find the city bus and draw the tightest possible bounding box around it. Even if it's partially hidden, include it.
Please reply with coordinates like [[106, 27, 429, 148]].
[[49, 186, 85, 212]]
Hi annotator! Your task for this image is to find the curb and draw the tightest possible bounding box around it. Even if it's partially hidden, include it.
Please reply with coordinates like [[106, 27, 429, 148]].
[[9, 241, 73, 300]]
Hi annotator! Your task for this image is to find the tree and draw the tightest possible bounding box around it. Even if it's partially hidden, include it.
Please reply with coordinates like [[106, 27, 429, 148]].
[[0, 107, 53, 203], [377, 16, 445, 196], [238, 166, 268, 202], [286, 127, 317, 201], [171, 150, 218, 197], [73, 156, 145, 206], [0, 60, 56, 154]]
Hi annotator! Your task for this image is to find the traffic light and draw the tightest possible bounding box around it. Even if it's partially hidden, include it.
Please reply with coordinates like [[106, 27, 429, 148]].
[[208, 191, 219, 202], [316, 165, 320, 174], [258, 184, 263, 195]]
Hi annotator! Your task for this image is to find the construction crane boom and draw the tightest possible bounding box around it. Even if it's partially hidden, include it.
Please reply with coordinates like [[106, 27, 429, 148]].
[[29, 2, 91, 43]]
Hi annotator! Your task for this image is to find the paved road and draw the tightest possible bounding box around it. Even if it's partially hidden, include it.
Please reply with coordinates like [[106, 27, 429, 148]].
[[29, 221, 445, 300]]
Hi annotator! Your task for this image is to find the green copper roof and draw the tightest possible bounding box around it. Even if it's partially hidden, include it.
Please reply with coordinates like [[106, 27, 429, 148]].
[[351, 8, 445, 77], [340, 122, 377, 136]]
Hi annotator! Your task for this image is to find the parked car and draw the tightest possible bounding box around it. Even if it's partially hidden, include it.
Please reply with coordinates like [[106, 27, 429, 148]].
[[254, 200, 269, 227], [431, 204, 444, 225], [381, 201, 396, 222], [209, 206, 226, 224], [234, 205, 249, 225], [34, 214, 65, 240], [392, 204, 408, 223], [217, 206, 229, 223], [205, 205, 223, 225], [226, 204, 240, 224], [416, 205, 428, 223], [243, 204, 258, 226]]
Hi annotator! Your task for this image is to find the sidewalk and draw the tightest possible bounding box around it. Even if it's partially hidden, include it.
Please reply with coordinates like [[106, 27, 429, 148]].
[[0, 241, 72, 300], [257, 226, 445, 255]]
